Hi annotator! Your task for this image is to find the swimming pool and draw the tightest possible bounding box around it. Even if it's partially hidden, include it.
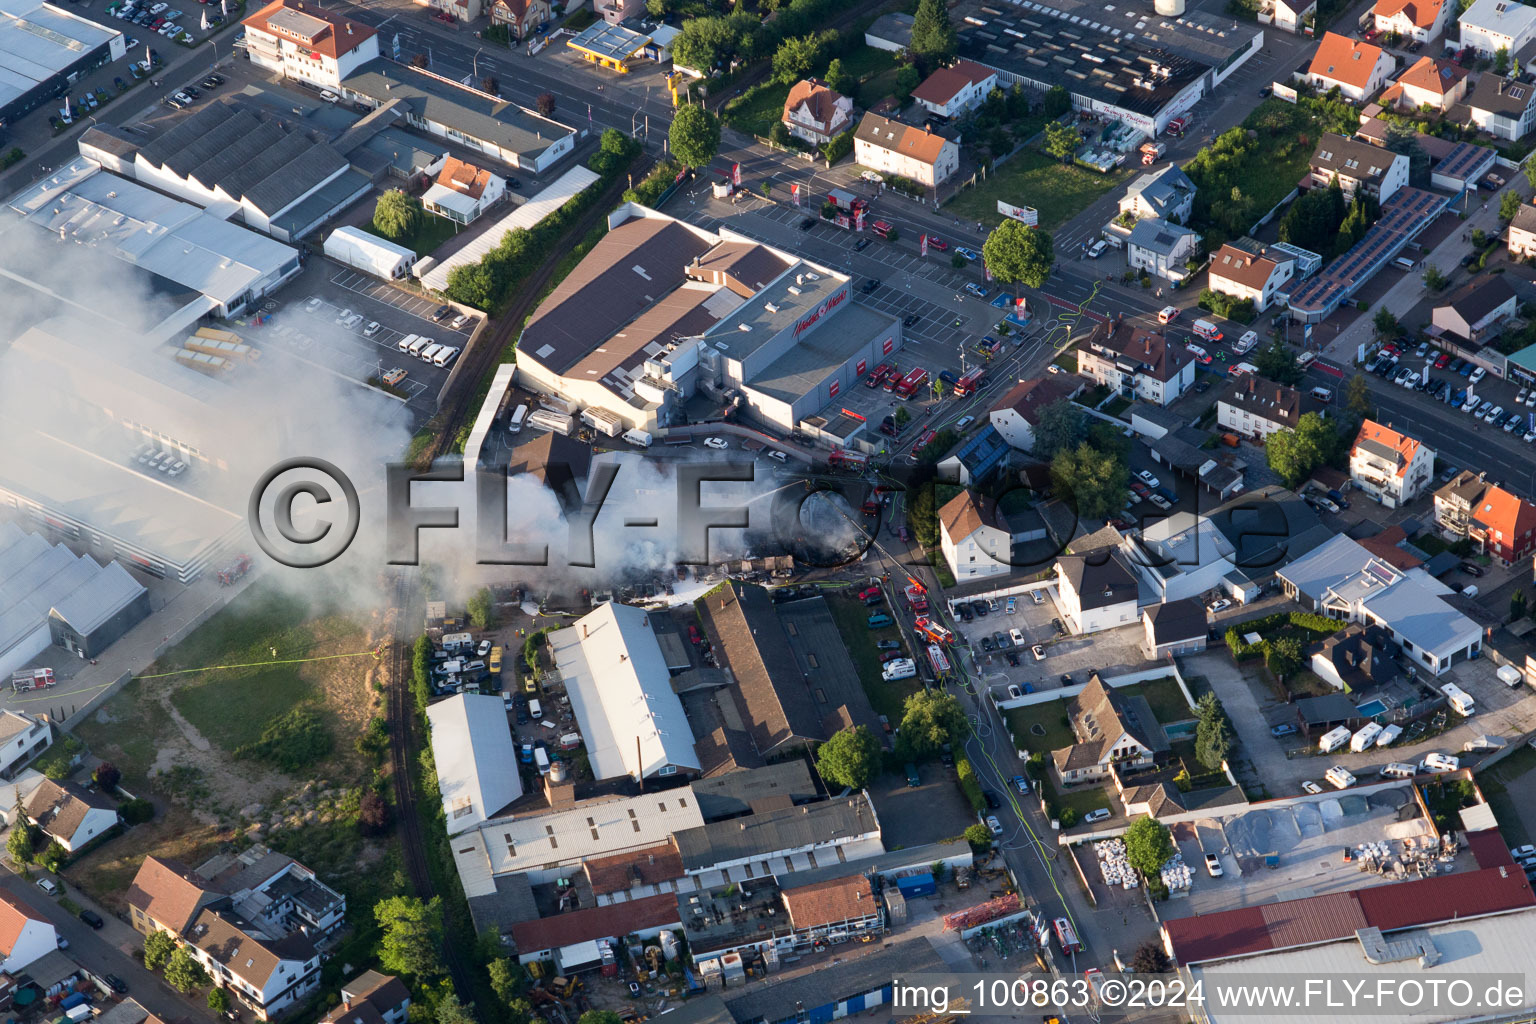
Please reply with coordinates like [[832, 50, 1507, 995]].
[[1357, 699, 1387, 717]]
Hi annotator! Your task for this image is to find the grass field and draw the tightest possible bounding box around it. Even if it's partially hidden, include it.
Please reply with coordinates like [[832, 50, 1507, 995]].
[[723, 81, 793, 137], [363, 211, 459, 258], [947, 149, 1130, 232], [1117, 676, 1193, 723], [1005, 702, 1074, 754], [825, 590, 919, 722]]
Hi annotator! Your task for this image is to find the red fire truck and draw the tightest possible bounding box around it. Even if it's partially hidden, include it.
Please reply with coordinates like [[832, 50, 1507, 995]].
[[905, 585, 929, 613], [953, 367, 986, 398], [893, 368, 929, 399], [926, 643, 951, 679], [827, 449, 868, 471], [914, 617, 954, 645]]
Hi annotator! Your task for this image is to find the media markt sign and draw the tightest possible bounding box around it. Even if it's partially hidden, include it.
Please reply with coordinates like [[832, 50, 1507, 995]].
[[997, 201, 1039, 227]]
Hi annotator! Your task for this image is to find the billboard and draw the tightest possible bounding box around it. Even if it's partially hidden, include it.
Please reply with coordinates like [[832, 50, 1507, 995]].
[[997, 201, 1039, 226]]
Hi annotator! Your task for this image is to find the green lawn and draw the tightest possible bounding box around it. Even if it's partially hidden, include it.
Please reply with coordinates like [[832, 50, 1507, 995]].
[[149, 585, 316, 671], [170, 667, 316, 753], [947, 149, 1131, 232], [840, 46, 899, 82], [1118, 676, 1193, 723], [1005, 702, 1075, 755], [856, 69, 902, 110], [825, 591, 919, 722], [363, 211, 460, 258], [1035, 768, 1112, 820], [723, 80, 793, 137]]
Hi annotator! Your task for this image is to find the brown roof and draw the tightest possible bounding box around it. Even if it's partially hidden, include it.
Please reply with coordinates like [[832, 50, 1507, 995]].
[[1357, 525, 1422, 569], [325, 972, 410, 1024], [782, 78, 849, 130], [854, 112, 951, 167], [1218, 375, 1305, 429], [24, 778, 116, 843], [938, 490, 1005, 542], [991, 374, 1081, 426], [1208, 244, 1284, 291], [0, 890, 46, 955], [911, 60, 994, 106], [126, 857, 224, 934], [186, 907, 315, 987], [1084, 320, 1192, 383], [688, 241, 791, 298], [582, 843, 685, 895], [436, 156, 495, 200], [241, 0, 377, 59], [1308, 32, 1387, 90], [782, 875, 876, 929], [509, 893, 680, 954], [693, 726, 764, 777], [1395, 56, 1467, 96]]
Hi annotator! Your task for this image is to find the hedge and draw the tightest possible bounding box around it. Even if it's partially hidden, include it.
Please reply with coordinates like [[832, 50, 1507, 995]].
[[956, 757, 986, 813]]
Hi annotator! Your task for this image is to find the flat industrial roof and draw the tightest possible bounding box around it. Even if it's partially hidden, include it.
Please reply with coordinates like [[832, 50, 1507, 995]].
[[742, 302, 895, 406], [0, 0, 120, 109]]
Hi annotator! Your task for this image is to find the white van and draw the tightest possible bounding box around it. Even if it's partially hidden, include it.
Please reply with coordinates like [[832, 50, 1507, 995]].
[[509, 404, 529, 434], [528, 698, 543, 720], [622, 427, 653, 447], [419, 343, 444, 363], [1297, 350, 1318, 369], [1392, 256, 1417, 272], [408, 336, 433, 357], [1441, 682, 1475, 716], [1234, 330, 1259, 354], [397, 333, 419, 353], [432, 345, 459, 367], [1380, 762, 1416, 779], [534, 747, 551, 775], [1421, 752, 1459, 773], [1192, 319, 1224, 342], [1310, 386, 1334, 403]]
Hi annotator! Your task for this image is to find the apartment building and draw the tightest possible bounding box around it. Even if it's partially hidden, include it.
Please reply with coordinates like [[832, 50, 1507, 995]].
[[1349, 419, 1435, 508], [1307, 133, 1409, 203], [939, 491, 1011, 580], [1372, 0, 1452, 44], [1434, 471, 1536, 565], [1077, 320, 1196, 406], [1466, 72, 1536, 142], [241, 0, 379, 90], [1217, 376, 1322, 440], [852, 113, 960, 187], [1460, 0, 1536, 58], [1206, 244, 1295, 312]]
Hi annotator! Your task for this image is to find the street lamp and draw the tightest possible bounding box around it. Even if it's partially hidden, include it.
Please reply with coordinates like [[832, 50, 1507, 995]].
[[472, 46, 482, 80]]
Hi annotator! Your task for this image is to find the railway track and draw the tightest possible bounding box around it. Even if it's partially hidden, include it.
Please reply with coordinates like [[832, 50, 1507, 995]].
[[385, 574, 474, 999]]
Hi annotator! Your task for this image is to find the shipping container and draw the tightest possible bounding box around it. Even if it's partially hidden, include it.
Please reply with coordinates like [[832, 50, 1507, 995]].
[[895, 873, 936, 897], [581, 407, 624, 437], [175, 349, 230, 375]]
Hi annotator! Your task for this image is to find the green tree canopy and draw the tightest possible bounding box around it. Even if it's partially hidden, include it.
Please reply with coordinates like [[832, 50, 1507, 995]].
[[897, 691, 967, 758], [488, 958, 526, 1004], [815, 726, 883, 791], [1124, 815, 1174, 877], [1278, 178, 1345, 255], [823, 57, 852, 95], [1031, 398, 1087, 459], [1050, 441, 1129, 520], [982, 220, 1054, 292], [1345, 373, 1373, 420], [1253, 335, 1304, 385], [467, 587, 495, 630], [1501, 189, 1523, 222], [207, 988, 231, 1014], [1266, 411, 1338, 487], [1265, 634, 1304, 682], [1194, 693, 1232, 771], [895, 65, 921, 101], [578, 1013, 625, 1024], [143, 930, 177, 970], [1042, 84, 1070, 118], [669, 104, 722, 169], [374, 895, 445, 978], [372, 190, 422, 245], [436, 994, 478, 1024], [164, 947, 211, 993], [7, 816, 33, 866], [963, 822, 993, 848], [910, 0, 957, 68], [1043, 121, 1081, 162], [1372, 307, 1399, 340]]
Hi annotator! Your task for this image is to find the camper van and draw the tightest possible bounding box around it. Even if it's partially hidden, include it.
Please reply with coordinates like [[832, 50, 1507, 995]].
[[1380, 762, 1416, 779], [1325, 765, 1356, 789], [1318, 725, 1352, 754], [1350, 722, 1383, 752], [1498, 665, 1526, 688], [442, 632, 473, 653], [1441, 682, 1475, 716], [882, 658, 917, 681], [508, 404, 529, 434]]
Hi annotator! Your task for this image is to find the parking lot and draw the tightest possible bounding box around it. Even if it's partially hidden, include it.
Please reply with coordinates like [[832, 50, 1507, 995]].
[[949, 589, 1150, 694]]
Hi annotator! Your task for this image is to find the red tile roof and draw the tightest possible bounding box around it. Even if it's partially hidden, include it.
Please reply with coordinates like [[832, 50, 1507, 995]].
[[242, 0, 377, 59], [782, 875, 876, 929], [509, 893, 680, 953], [0, 890, 46, 956], [782, 78, 849, 131], [1375, 0, 1445, 29], [582, 843, 685, 895], [1308, 32, 1387, 90], [1469, 483, 1536, 555], [1395, 55, 1468, 96], [436, 157, 495, 200], [1165, 866, 1536, 965], [1353, 419, 1422, 479], [911, 61, 995, 106]]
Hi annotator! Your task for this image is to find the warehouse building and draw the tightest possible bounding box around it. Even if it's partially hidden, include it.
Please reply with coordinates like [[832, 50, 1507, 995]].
[[951, 0, 1262, 137], [0, 0, 125, 126], [514, 204, 901, 433], [0, 521, 150, 679], [342, 60, 577, 172]]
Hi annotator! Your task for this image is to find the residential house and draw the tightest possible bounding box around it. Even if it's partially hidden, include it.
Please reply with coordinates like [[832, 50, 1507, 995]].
[[0, 711, 50, 781], [1278, 533, 1483, 674], [488, 0, 549, 40], [781, 875, 883, 944], [421, 157, 505, 225], [127, 857, 230, 937], [911, 61, 998, 119], [1434, 471, 1536, 564], [1217, 375, 1323, 440], [320, 972, 411, 1024], [1305, 32, 1395, 102], [938, 490, 1011, 580], [1307, 133, 1409, 202], [594, 0, 641, 25], [1117, 165, 1196, 223], [1465, 73, 1536, 142], [988, 374, 1084, 451], [1126, 219, 1200, 281], [1460, 0, 1536, 57], [1051, 676, 1167, 784], [1509, 200, 1536, 257], [196, 845, 348, 939], [781, 79, 854, 146], [853, 112, 960, 187], [937, 424, 1010, 486], [1077, 320, 1196, 406], [1264, 0, 1315, 35], [1055, 548, 1140, 635], [1206, 244, 1296, 312], [1431, 276, 1517, 344], [1143, 598, 1209, 659], [1309, 623, 1400, 691], [0, 891, 56, 975], [1349, 419, 1435, 507], [23, 778, 117, 852], [241, 0, 380, 91], [1373, 0, 1452, 44], [1380, 56, 1468, 112]]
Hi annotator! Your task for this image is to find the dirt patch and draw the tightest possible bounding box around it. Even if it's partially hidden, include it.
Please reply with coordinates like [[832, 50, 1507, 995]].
[[67, 802, 229, 914]]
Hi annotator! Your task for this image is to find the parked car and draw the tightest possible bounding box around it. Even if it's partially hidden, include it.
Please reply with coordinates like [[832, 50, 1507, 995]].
[[1460, 562, 1486, 577], [1137, 469, 1160, 488], [1204, 853, 1223, 877], [36, 878, 58, 896], [1301, 780, 1322, 794], [986, 815, 1004, 836], [80, 909, 105, 929], [1083, 808, 1111, 824], [1271, 723, 1296, 737]]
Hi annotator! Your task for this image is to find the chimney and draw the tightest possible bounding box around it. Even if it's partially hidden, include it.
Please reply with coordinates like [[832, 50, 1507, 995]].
[[582, 624, 587, 638]]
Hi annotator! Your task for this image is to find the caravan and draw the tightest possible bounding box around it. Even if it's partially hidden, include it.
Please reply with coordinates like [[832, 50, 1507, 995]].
[[1350, 722, 1383, 752], [1441, 683, 1475, 716], [1318, 725, 1352, 754]]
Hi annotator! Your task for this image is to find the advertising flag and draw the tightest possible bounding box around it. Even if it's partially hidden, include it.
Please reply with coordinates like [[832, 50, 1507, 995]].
[[791, 182, 800, 206], [731, 162, 741, 186], [920, 233, 928, 257]]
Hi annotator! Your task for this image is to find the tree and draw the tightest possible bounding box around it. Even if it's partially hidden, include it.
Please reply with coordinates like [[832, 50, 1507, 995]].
[[91, 761, 122, 792], [373, 190, 422, 245], [1265, 634, 1304, 682], [38, 840, 65, 874], [1130, 941, 1172, 973], [1254, 335, 1304, 386], [579, 1013, 623, 1024], [1043, 121, 1081, 162], [208, 988, 231, 1014], [375, 895, 445, 978], [1051, 441, 1128, 520], [910, 0, 957, 68], [1042, 84, 1071, 118], [772, 33, 822, 84], [1512, 588, 1527, 621], [1501, 189, 1523, 222], [1266, 411, 1338, 487], [467, 587, 495, 630], [1278, 178, 1346, 255], [669, 104, 721, 169], [411, 52, 429, 68], [824, 57, 852, 95], [816, 726, 882, 791], [897, 691, 967, 758], [536, 91, 556, 116], [1194, 693, 1232, 770], [358, 790, 391, 834], [488, 958, 526, 1004], [983, 219, 1054, 293], [7, 815, 33, 866], [894, 64, 921, 101], [1372, 307, 1399, 341], [165, 947, 211, 993], [1031, 397, 1087, 459], [479, 75, 499, 96], [768, 120, 792, 148], [437, 994, 478, 1024], [963, 823, 994, 848], [1345, 373, 1373, 419], [1497, 46, 1510, 74], [143, 930, 177, 970], [1123, 815, 1174, 878], [1423, 263, 1449, 291]]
